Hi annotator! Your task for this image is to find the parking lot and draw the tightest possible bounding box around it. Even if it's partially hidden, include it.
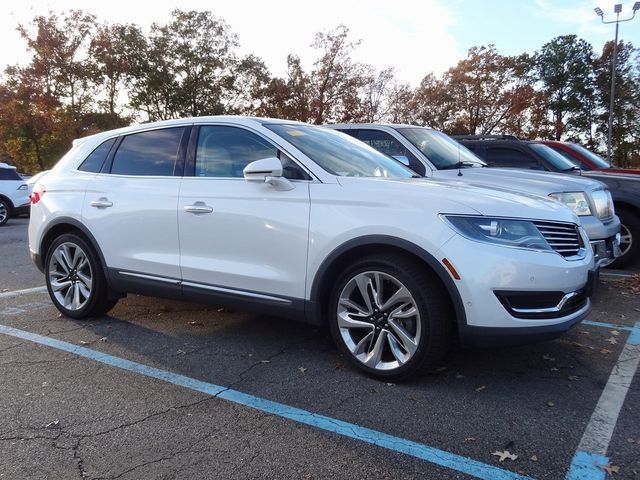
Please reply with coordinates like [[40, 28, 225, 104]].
[[1, 217, 639, 480]]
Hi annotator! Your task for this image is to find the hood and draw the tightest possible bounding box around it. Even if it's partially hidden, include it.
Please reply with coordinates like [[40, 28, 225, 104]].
[[336, 176, 579, 224], [435, 167, 608, 194], [583, 171, 640, 182]]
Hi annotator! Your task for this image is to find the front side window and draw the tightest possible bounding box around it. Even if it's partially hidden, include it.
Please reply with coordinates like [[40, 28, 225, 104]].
[[485, 147, 541, 169], [265, 124, 414, 178], [195, 126, 279, 178], [566, 143, 610, 169], [111, 128, 185, 176], [529, 143, 578, 171]]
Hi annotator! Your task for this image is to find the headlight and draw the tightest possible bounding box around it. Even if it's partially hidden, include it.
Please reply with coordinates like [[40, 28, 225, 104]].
[[591, 189, 614, 219], [443, 215, 552, 251], [549, 192, 592, 216]]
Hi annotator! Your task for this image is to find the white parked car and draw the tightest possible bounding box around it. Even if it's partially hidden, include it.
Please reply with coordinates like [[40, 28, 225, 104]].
[[29, 117, 596, 380], [327, 124, 621, 268], [0, 162, 30, 226]]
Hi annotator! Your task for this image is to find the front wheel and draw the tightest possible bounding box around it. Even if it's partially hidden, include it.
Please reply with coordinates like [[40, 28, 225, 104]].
[[329, 254, 453, 381], [0, 198, 10, 226], [45, 233, 117, 318]]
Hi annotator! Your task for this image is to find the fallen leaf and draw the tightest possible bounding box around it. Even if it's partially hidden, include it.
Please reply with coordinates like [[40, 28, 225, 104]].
[[464, 437, 476, 442], [386, 382, 394, 386], [176, 349, 186, 355], [44, 420, 59, 428], [550, 367, 559, 372], [79, 340, 89, 345], [492, 450, 518, 462], [298, 366, 307, 373], [99, 337, 107, 342], [435, 366, 447, 372], [334, 362, 348, 372], [217, 307, 225, 312], [543, 354, 556, 361], [600, 349, 612, 355], [475, 385, 486, 392], [606, 337, 618, 345], [455, 372, 465, 379], [547, 401, 555, 407], [611, 330, 620, 336], [260, 360, 270, 364], [603, 464, 620, 475], [188, 321, 204, 326], [627, 438, 636, 444], [568, 375, 579, 381], [530, 455, 538, 462]]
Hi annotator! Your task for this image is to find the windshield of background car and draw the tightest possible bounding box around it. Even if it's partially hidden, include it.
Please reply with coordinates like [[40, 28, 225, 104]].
[[396, 128, 486, 169], [568, 143, 611, 169], [265, 124, 415, 178], [529, 143, 580, 171]]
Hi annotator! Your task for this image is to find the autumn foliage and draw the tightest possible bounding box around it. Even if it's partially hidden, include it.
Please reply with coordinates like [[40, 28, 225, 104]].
[[1, 10, 639, 174]]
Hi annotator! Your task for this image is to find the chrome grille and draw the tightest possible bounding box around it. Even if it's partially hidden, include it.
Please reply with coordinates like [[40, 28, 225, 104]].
[[533, 221, 582, 257]]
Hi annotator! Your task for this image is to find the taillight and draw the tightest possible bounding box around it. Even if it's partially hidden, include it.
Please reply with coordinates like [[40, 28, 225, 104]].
[[30, 184, 46, 204]]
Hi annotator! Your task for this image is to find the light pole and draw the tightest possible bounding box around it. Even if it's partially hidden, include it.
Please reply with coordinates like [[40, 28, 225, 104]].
[[594, 2, 640, 166]]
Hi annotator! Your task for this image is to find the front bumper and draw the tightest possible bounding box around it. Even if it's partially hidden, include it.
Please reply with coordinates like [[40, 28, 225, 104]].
[[438, 233, 594, 345], [590, 234, 621, 268]]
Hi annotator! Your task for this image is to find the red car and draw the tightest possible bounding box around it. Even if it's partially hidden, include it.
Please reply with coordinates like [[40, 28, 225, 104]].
[[541, 140, 640, 175]]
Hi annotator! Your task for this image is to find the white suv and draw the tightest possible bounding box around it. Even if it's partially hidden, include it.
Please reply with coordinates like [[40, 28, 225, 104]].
[[29, 117, 596, 380], [0, 162, 30, 226]]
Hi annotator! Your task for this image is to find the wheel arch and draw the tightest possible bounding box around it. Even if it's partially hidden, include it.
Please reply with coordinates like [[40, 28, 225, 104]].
[[307, 235, 466, 331], [38, 217, 111, 287], [0, 194, 15, 212]]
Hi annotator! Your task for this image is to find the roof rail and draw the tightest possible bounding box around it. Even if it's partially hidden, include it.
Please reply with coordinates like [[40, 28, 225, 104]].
[[452, 134, 520, 141]]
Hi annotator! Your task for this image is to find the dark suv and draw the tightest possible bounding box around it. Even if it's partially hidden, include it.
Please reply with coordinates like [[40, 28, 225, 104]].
[[455, 135, 639, 268]]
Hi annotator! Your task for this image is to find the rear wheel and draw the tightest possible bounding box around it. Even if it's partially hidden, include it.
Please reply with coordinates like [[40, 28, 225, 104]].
[[329, 254, 452, 381], [45, 233, 117, 318], [0, 199, 10, 226], [610, 209, 639, 269]]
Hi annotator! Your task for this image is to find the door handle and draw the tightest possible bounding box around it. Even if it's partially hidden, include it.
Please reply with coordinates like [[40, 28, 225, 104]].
[[184, 202, 213, 214], [90, 198, 113, 209]]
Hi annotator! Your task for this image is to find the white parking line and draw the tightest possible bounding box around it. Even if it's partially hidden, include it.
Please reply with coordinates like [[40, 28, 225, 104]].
[[565, 322, 640, 479], [0, 286, 47, 300]]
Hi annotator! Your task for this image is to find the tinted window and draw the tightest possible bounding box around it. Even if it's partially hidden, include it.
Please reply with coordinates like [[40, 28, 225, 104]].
[[485, 147, 541, 169], [0, 168, 21, 180], [78, 138, 116, 173], [529, 143, 578, 171], [195, 126, 278, 178], [398, 128, 486, 170], [550, 146, 587, 169], [356, 129, 426, 175], [111, 128, 185, 176]]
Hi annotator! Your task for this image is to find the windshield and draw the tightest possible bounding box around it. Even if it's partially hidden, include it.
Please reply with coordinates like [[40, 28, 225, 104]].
[[396, 128, 486, 169], [265, 124, 414, 178], [529, 143, 581, 171], [567, 143, 611, 169]]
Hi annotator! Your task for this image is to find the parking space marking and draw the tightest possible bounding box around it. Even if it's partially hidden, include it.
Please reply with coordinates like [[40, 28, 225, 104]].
[[0, 286, 47, 299], [583, 320, 634, 332], [565, 321, 640, 480], [0, 323, 531, 480]]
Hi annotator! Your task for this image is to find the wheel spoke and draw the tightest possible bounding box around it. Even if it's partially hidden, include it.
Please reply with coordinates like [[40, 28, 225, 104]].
[[77, 271, 91, 288], [380, 285, 411, 312], [364, 330, 387, 368], [63, 285, 74, 308], [355, 275, 375, 314], [50, 279, 72, 292], [339, 298, 369, 316], [53, 249, 71, 274], [72, 283, 82, 310], [353, 331, 374, 356], [337, 311, 374, 330], [387, 331, 410, 364], [388, 319, 418, 356], [389, 303, 417, 319]]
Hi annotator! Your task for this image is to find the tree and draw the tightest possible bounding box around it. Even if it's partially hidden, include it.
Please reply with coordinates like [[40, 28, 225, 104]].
[[360, 67, 396, 123], [535, 35, 596, 141]]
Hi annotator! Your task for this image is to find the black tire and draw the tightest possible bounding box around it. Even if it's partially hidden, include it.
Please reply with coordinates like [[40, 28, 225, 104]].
[[45, 233, 117, 319], [610, 208, 640, 269], [0, 198, 10, 226], [328, 254, 453, 381]]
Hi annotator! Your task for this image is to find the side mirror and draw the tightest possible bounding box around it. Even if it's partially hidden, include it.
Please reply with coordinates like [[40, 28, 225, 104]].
[[243, 157, 294, 191]]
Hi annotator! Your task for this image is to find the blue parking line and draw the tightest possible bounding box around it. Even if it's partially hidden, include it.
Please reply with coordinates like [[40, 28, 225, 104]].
[[582, 320, 634, 332], [565, 451, 608, 480], [0, 324, 530, 480]]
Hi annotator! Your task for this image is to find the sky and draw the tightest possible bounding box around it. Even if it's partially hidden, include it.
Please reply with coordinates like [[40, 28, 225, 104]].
[[2, 0, 639, 86]]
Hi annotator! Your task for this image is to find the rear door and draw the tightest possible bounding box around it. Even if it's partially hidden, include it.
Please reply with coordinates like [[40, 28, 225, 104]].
[[178, 124, 311, 301], [82, 126, 189, 281]]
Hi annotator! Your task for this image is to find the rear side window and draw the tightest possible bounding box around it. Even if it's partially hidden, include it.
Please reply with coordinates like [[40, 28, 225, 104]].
[[356, 129, 425, 175], [111, 128, 185, 176], [0, 168, 21, 180], [485, 147, 541, 169], [78, 138, 116, 173]]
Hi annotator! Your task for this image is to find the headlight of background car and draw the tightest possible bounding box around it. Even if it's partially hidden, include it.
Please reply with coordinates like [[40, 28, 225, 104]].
[[443, 216, 551, 251], [590, 189, 614, 219], [548, 192, 592, 216]]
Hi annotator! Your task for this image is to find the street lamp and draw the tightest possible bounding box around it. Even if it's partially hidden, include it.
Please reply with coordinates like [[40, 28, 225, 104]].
[[595, 2, 640, 165]]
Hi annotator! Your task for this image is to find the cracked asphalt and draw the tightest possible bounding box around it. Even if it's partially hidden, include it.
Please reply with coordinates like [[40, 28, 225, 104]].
[[1, 218, 639, 479]]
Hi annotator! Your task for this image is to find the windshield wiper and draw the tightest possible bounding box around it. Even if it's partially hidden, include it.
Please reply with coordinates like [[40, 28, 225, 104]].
[[562, 166, 582, 173], [440, 161, 479, 170]]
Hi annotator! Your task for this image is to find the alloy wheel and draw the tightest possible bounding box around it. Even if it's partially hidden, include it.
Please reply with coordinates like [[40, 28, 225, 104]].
[[48, 242, 93, 311], [337, 271, 421, 371], [619, 223, 632, 257]]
